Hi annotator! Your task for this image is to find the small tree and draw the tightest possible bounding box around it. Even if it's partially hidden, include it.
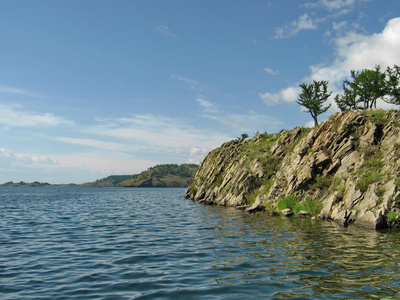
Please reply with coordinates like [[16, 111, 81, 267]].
[[297, 80, 332, 127], [237, 133, 248, 141], [384, 64, 400, 105], [336, 65, 388, 111]]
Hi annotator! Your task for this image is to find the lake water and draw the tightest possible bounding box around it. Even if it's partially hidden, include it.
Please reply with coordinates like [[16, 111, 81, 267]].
[[1, 187, 400, 299]]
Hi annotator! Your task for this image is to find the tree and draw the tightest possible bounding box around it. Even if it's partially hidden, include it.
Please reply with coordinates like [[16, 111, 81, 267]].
[[384, 64, 400, 105], [297, 80, 332, 127], [334, 84, 362, 111], [337, 66, 387, 111], [237, 133, 249, 141]]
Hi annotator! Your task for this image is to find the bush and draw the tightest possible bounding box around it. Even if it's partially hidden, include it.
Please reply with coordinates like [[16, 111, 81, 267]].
[[311, 176, 332, 190], [298, 197, 322, 215], [356, 171, 382, 192], [277, 194, 298, 211], [386, 211, 399, 225], [277, 194, 321, 215]]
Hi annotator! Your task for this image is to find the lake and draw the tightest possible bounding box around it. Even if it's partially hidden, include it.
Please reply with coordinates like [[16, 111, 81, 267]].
[[1, 187, 399, 299]]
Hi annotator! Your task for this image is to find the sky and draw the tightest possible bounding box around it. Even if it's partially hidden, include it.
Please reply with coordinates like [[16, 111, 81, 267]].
[[0, 0, 399, 184]]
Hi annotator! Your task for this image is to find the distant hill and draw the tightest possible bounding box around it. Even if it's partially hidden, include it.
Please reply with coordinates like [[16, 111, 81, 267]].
[[0, 181, 53, 187], [80, 175, 133, 187], [81, 164, 199, 188], [117, 164, 198, 187]]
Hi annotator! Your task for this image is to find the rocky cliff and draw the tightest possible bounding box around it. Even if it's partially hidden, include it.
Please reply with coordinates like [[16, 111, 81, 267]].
[[184, 110, 400, 229]]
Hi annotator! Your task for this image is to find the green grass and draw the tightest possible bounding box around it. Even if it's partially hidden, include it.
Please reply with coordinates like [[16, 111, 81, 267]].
[[386, 210, 400, 225], [277, 194, 321, 215], [311, 175, 332, 190], [356, 171, 383, 192], [362, 158, 383, 171], [364, 109, 389, 125], [298, 197, 322, 215], [277, 194, 298, 211], [215, 174, 224, 187]]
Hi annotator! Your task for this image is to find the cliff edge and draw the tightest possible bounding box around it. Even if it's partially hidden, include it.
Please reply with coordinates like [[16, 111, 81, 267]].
[[184, 110, 400, 229]]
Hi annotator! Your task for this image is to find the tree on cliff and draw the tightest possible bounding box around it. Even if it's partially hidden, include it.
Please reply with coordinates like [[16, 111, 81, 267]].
[[297, 80, 331, 127], [384, 65, 400, 105], [335, 65, 399, 111]]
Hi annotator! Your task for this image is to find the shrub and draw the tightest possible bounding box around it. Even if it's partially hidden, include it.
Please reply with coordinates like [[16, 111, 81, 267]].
[[386, 211, 399, 225], [362, 158, 383, 171], [356, 171, 382, 192], [311, 176, 332, 190], [375, 186, 385, 197], [299, 197, 322, 215], [277, 194, 322, 215], [395, 177, 400, 189], [215, 174, 224, 187], [277, 194, 298, 211]]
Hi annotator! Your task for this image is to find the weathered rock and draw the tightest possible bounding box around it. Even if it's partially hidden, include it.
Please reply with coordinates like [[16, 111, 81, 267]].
[[281, 208, 293, 216], [185, 110, 400, 230]]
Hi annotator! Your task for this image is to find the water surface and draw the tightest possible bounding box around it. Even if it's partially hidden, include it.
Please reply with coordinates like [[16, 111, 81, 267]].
[[1, 187, 399, 299]]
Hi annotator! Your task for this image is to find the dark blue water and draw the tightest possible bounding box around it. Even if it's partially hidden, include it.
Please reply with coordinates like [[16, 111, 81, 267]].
[[1, 187, 400, 299]]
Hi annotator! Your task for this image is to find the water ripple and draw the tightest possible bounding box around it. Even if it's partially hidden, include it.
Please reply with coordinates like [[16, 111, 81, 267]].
[[1, 187, 400, 299]]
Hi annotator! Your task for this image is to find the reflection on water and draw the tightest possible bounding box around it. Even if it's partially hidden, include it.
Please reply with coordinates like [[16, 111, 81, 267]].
[[0, 187, 399, 299], [194, 206, 400, 298]]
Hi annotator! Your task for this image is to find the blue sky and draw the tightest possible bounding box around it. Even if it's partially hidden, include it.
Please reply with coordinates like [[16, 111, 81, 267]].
[[0, 0, 399, 184]]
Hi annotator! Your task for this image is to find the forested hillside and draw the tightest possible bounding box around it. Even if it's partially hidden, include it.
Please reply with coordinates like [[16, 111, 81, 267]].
[[117, 164, 198, 187]]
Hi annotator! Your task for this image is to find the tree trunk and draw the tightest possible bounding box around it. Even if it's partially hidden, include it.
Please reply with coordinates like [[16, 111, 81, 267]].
[[313, 116, 318, 127]]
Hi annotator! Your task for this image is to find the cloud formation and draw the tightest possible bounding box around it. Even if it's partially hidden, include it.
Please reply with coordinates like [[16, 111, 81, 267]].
[[261, 17, 400, 108], [274, 13, 318, 38], [171, 74, 206, 91], [264, 67, 280, 76], [155, 25, 178, 39], [196, 97, 219, 113], [0, 104, 74, 127], [304, 0, 367, 12], [275, 0, 369, 38], [259, 87, 300, 105], [0, 148, 59, 168]]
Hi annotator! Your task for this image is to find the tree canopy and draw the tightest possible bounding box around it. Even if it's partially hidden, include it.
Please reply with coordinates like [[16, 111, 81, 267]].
[[335, 64, 400, 111], [297, 80, 332, 127]]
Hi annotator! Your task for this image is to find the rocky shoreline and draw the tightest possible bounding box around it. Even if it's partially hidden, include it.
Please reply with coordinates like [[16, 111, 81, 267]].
[[185, 110, 400, 230]]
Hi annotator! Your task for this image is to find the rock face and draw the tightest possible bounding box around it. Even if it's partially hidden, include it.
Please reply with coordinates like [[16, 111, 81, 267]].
[[184, 110, 400, 230]]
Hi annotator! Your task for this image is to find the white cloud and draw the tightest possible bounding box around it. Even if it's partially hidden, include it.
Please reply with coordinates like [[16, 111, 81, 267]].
[[274, 13, 318, 38], [259, 87, 300, 105], [0, 148, 59, 168], [309, 17, 400, 85], [0, 103, 74, 127], [187, 147, 209, 164], [264, 67, 279, 76], [56, 137, 129, 152], [196, 97, 219, 113], [0, 85, 32, 96], [262, 17, 400, 109], [171, 74, 206, 91], [87, 114, 231, 156], [304, 0, 367, 12], [155, 25, 178, 39]]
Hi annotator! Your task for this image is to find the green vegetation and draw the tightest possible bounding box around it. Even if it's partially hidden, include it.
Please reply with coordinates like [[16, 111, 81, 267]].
[[354, 149, 385, 192], [237, 133, 249, 141], [335, 64, 400, 111], [386, 210, 400, 226], [0, 181, 53, 187], [81, 175, 134, 187], [297, 80, 332, 127], [364, 109, 390, 125], [117, 164, 198, 187], [277, 194, 298, 211], [311, 175, 332, 190], [276, 194, 321, 215], [356, 171, 383, 192]]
